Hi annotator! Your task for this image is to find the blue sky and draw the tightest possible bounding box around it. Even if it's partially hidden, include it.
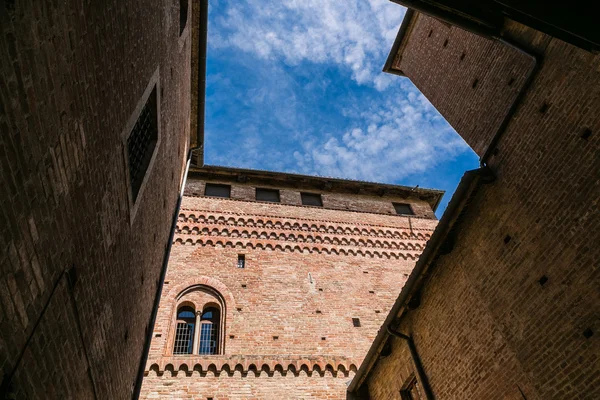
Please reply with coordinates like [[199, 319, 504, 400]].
[[204, 0, 479, 217]]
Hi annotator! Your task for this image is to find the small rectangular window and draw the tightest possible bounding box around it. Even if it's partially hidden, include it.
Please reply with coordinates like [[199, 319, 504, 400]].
[[400, 375, 420, 400], [205, 183, 231, 198], [237, 254, 245, 269], [393, 203, 414, 215], [301, 192, 323, 207], [127, 87, 158, 202], [352, 317, 361, 327], [256, 188, 280, 202]]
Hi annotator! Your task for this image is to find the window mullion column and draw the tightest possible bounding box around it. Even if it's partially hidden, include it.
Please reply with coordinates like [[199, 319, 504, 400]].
[[192, 311, 201, 354]]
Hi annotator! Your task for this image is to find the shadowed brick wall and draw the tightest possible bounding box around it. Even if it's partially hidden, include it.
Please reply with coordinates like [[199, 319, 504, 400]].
[[140, 175, 439, 399], [363, 14, 600, 400], [0, 0, 192, 398], [391, 13, 535, 156]]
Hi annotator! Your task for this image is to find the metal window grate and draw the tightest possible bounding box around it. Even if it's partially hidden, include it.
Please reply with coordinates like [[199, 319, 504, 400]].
[[237, 254, 245, 268], [173, 322, 194, 354], [199, 323, 217, 355], [127, 87, 158, 201]]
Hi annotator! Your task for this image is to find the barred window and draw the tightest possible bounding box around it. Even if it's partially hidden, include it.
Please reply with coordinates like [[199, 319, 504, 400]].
[[173, 306, 196, 354], [237, 254, 245, 269], [127, 87, 158, 202], [199, 307, 220, 355]]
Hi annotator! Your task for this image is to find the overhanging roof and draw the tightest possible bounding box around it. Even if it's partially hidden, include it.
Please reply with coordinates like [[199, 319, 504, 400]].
[[189, 164, 445, 212], [382, 8, 416, 77]]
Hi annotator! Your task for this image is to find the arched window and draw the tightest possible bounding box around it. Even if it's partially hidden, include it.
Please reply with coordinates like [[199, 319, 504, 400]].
[[171, 284, 227, 356], [173, 306, 195, 354], [199, 306, 220, 355]]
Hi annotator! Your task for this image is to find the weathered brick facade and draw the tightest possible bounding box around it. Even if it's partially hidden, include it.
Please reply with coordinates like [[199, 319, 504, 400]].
[[0, 0, 194, 397], [351, 11, 600, 400], [140, 168, 442, 399]]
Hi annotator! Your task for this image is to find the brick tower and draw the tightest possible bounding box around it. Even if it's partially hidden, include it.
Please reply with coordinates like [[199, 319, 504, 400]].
[[140, 166, 442, 399]]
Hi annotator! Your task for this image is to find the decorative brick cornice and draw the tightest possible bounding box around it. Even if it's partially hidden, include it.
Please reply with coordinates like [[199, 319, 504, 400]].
[[178, 211, 434, 239], [145, 355, 358, 378], [174, 237, 421, 260], [176, 227, 426, 250]]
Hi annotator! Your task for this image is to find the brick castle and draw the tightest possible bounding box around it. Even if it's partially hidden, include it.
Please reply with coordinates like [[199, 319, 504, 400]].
[[0, 0, 598, 399], [140, 166, 442, 398]]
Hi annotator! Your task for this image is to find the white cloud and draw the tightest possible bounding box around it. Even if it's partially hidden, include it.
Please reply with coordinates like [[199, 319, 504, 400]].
[[293, 88, 471, 182], [210, 0, 405, 90]]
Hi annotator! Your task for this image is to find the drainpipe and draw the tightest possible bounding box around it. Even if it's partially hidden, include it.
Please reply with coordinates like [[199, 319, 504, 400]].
[[131, 0, 208, 397], [194, 0, 208, 166], [387, 325, 435, 400]]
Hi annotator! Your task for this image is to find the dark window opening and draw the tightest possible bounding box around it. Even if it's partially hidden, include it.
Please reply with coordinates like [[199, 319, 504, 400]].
[[237, 254, 245, 269], [199, 307, 220, 355], [301, 192, 323, 207], [256, 188, 280, 202], [179, 0, 188, 35], [205, 183, 231, 198], [352, 318, 361, 327], [393, 203, 414, 215], [400, 375, 421, 400], [581, 128, 592, 140], [127, 87, 158, 202], [173, 306, 195, 354]]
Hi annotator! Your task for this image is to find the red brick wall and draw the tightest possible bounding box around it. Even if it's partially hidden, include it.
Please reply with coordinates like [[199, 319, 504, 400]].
[[0, 0, 191, 398], [140, 178, 438, 398], [365, 15, 600, 400]]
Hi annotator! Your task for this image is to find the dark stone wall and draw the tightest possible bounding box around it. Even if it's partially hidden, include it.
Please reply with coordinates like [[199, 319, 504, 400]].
[[367, 15, 600, 400], [0, 0, 192, 397]]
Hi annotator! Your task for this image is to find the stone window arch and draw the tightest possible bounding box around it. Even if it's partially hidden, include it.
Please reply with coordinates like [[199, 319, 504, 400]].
[[171, 285, 226, 355]]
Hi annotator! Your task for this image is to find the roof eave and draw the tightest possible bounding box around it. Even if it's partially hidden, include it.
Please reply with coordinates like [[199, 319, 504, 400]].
[[382, 7, 416, 77]]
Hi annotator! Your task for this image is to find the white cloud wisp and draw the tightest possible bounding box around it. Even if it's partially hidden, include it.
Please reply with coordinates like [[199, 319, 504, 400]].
[[210, 0, 405, 90], [293, 90, 471, 182]]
